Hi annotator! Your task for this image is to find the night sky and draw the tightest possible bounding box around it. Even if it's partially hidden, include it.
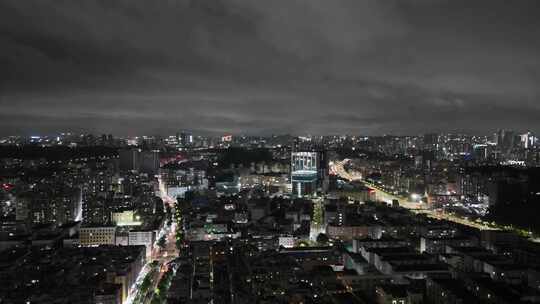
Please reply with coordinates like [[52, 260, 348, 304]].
[[1, 0, 539, 136]]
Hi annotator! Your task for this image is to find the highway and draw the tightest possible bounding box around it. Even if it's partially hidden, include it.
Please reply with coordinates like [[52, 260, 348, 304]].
[[330, 159, 498, 231]]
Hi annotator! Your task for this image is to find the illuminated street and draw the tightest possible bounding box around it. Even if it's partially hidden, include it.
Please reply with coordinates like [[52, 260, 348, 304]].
[[125, 175, 180, 304], [330, 159, 498, 231]]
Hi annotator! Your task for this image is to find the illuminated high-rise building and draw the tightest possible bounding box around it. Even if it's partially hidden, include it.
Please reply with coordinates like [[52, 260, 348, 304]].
[[291, 151, 318, 197], [520, 132, 535, 149], [179, 131, 193, 147]]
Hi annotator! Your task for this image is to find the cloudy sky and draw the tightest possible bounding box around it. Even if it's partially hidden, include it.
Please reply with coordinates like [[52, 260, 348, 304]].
[[1, 0, 539, 136]]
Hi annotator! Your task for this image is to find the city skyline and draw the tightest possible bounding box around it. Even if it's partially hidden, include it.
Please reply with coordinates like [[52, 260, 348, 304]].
[[1, 129, 538, 141], [3, 2, 540, 302], [1, 0, 540, 136]]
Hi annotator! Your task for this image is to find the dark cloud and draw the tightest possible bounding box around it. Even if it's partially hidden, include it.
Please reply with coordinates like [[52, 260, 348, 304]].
[[1, 0, 539, 135]]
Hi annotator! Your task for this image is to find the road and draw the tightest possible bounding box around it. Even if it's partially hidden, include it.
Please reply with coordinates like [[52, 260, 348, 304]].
[[330, 159, 497, 231], [330, 159, 422, 209], [125, 175, 180, 304]]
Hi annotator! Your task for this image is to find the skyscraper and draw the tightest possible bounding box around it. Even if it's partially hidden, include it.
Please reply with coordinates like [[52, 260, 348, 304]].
[[423, 133, 439, 150], [291, 151, 319, 197], [520, 131, 535, 149], [496, 129, 516, 154], [140, 150, 160, 175], [179, 131, 193, 147], [119, 149, 140, 171]]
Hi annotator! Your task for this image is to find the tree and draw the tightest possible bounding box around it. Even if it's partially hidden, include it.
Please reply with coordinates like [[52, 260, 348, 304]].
[[140, 275, 152, 293], [150, 268, 175, 304], [157, 235, 166, 249], [175, 239, 183, 250], [296, 240, 310, 247], [164, 204, 172, 221], [316, 233, 329, 246], [312, 200, 323, 225]]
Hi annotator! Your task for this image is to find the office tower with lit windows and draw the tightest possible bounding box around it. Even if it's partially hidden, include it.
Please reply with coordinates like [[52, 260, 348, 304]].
[[291, 151, 319, 197]]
